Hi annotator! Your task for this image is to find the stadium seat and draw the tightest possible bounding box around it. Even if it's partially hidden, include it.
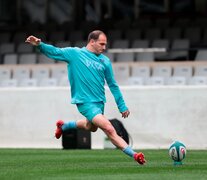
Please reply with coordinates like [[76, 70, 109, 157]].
[[167, 76, 187, 85], [103, 52, 115, 62], [151, 39, 170, 60], [131, 40, 154, 62], [152, 66, 172, 84], [127, 77, 145, 85], [13, 68, 30, 81], [188, 76, 207, 85], [113, 64, 130, 84], [0, 43, 15, 55], [32, 67, 50, 81], [51, 66, 68, 81], [58, 76, 69, 86], [0, 68, 11, 81], [146, 76, 165, 86], [173, 66, 193, 79], [194, 65, 207, 76], [16, 43, 34, 53], [37, 54, 54, 64], [3, 54, 18, 64], [0, 79, 18, 87], [131, 40, 150, 48], [111, 39, 129, 48], [135, 52, 154, 62], [19, 53, 37, 64], [152, 66, 172, 78], [38, 78, 58, 87], [18, 78, 37, 87], [131, 66, 151, 78], [194, 50, 207, 61], [116, 52, 134, 62], [168, 39, 190, 60]]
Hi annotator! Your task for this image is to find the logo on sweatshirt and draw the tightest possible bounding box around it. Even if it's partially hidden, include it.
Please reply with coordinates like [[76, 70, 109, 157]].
[[85, 59, 104, 71]]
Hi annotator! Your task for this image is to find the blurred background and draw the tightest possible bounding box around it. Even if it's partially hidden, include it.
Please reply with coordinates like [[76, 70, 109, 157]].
[[0, 0, 207, 149]]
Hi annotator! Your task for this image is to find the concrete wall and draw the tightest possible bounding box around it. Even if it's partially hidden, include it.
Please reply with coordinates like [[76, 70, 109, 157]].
[[0, 86, 207, 149]]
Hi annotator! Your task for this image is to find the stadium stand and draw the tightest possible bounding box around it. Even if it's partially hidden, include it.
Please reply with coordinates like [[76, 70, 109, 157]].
[[1, 11, 207, 87]]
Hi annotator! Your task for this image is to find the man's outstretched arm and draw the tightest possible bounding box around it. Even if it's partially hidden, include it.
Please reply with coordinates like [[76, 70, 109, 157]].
[[25, 35, 70, 62]]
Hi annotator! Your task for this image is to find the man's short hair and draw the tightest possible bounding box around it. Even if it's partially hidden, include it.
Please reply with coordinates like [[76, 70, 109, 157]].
[[87, 30, 106, 42]]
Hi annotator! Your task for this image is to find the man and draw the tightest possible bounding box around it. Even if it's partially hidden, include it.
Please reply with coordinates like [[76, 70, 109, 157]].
[[25, 30, 146, 165]]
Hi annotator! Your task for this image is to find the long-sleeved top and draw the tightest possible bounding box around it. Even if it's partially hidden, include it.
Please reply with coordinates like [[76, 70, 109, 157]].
[[37, 42, 128, 112]]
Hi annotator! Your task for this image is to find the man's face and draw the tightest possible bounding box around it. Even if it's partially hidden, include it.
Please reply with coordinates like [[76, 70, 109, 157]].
[[91, 34, 107, 54]]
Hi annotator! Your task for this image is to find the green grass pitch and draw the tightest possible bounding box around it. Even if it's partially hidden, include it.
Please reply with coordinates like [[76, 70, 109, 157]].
[[0, 149, 206, 180]]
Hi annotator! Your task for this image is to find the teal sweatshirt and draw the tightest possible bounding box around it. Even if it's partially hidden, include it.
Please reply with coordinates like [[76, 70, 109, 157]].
[[37, 42, 128, 113]]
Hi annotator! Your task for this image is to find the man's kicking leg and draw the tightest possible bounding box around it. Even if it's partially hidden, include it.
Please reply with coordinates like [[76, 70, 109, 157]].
[[92, 114, 146, 165]]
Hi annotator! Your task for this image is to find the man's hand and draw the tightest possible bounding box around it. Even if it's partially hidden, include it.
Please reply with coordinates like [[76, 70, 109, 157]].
[[121, 110, 130, 118], [25, 35, 41, 46]]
